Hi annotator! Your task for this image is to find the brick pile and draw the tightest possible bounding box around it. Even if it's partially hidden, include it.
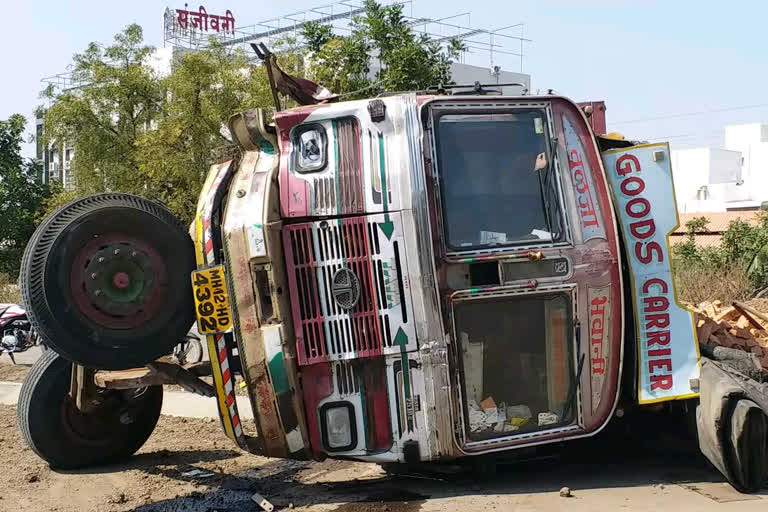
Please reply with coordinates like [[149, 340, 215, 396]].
[[693, 300, 768, 369]]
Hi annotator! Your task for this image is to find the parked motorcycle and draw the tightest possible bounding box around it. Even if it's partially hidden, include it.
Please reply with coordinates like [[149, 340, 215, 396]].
[[0, 304, 43, 363]]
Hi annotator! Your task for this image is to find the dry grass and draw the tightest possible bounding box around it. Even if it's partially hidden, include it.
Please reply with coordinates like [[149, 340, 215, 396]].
[[0, 273, 21, 304], [673, 262, 754, 306]]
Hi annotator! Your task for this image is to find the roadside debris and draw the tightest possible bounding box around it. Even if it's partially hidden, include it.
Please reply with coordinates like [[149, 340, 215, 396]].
[[559, 487, 572, 498], [180, 469, 215, 478], [691, 300, 768, 369], [251, 492, 275, 511]]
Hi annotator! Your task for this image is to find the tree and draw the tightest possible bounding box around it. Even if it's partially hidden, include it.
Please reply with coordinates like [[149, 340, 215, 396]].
[[136, 43, 274, 221], [301, 0, 465, 98], [43, 25, 161, 199], [301, 21, 372, 96], [42, 25, 281, 224], [673, 216, 709, 264], [0, 115, 53, 276]]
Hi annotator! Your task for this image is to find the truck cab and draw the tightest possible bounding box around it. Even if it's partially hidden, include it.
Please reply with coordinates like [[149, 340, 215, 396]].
[[195, 93, 626, 462]]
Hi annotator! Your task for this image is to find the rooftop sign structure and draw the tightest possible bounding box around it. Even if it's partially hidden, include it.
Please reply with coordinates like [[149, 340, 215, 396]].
[[162, 0, 530, 72], [43, 1, 530, 95]]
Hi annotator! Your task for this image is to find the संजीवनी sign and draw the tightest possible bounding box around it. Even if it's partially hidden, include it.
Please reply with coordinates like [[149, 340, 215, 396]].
[[175, 4, 235, 34], [601, 143, 700, 404]]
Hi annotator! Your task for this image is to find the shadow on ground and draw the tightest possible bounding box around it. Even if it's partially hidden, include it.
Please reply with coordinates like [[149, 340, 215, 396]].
[[54, 448, 243, 477], [106, 406, 750, 511]]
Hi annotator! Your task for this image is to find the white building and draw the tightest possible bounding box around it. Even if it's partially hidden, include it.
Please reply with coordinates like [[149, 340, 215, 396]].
[[671, 147, 743, 213], [723, 123, 768, 210], [447, 63, 529, 95], [671, 122, 768, 213], [35, 113, 74, 187]]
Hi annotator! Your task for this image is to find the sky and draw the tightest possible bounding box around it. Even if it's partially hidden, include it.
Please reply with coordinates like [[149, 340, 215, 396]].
[[1, 0, 767, 157]]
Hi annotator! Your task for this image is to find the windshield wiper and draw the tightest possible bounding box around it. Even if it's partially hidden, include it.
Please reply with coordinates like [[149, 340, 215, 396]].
[[540, 136, 562, 240]]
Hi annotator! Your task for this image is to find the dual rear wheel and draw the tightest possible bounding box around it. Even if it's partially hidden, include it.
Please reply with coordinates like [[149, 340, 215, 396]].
[[18, 350, 164, 469], [18, 194, 198, 468]]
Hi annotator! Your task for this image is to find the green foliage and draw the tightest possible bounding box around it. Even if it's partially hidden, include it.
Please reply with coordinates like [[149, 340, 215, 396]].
[[136, 42, 274, 221], [739, 213, 768, 288], [674, 216, 709, 264], [301, 0, 463, 98], [304, 35, 372, 97], [40, 186, 79, 220], [0, 115, 53, 277], [42, 25, 278, 224], [302, 21, 334, 53], [43, 25, 160, 198], [672, 212, 768, 302]]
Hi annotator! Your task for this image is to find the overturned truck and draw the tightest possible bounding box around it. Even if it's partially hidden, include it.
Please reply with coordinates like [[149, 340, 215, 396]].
[[17, 83, 768, 491]]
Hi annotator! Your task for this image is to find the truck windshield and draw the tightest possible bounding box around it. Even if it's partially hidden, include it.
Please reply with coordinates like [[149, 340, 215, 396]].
[[434, 109, 561, 251]]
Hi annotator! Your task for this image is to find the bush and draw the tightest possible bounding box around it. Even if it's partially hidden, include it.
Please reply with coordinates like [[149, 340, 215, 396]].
[[0, 248, 23, 278], [671, 213, 768, 304], [0, 273, 21, 304], [673, 259, 754, 305]]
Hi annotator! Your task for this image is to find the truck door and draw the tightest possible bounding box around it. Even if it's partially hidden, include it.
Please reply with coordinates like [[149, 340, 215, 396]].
[[424, 97, 625, 452]]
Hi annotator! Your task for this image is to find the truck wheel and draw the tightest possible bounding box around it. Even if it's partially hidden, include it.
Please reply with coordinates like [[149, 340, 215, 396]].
[[21, 193, 196, 369], [17, 350, 163, 469]]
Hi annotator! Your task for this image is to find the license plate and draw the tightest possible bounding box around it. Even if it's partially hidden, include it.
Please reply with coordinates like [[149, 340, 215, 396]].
[[191, 265, 232, 335]]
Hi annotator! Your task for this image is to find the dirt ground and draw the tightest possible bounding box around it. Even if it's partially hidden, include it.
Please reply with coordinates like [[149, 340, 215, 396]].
[[1, 400, 766, 512], [0, 362, 28, 383], [0, 403, 382, 512]]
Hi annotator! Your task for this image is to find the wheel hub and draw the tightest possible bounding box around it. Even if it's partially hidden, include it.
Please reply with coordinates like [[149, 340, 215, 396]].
[[113, 272, 131, 289], [71, 234, 168, 329]]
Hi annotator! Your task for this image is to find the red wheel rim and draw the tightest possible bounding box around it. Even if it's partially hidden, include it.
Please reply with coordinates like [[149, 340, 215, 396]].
[[70, 234, 169, 330]]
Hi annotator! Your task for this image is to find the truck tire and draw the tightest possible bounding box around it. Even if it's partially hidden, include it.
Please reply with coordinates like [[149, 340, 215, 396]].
[[17, 350, 163, 469], [21, 193, 196, 369]]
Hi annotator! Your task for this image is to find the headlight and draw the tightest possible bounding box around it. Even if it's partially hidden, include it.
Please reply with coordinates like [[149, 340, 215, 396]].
[[293, 124, 327, 173], [320, 402, 357, 452]]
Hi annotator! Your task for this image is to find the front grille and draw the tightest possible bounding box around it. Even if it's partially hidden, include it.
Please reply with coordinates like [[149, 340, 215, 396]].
[[335, 118, 363, 215], [312, 118, 362, 216], [286, 227, 326, 361], [335, 361, 360, 395], [313, 176, 336, 215], [284, 216, 405, 365]]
